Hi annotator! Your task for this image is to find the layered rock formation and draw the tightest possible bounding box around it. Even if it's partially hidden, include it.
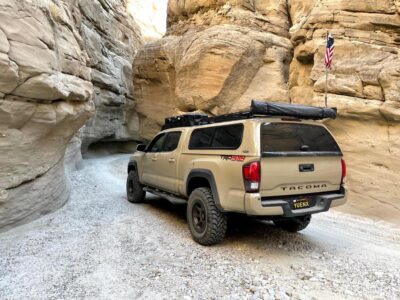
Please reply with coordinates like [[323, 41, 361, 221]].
[[134, 0, 293, 139], [288, 0, 400, 222], [77, 0, 143, 152], [133, 0, 400, 221], [0, 0, 142, 230]]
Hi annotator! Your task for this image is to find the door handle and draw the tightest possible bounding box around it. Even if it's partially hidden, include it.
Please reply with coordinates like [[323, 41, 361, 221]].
[[152, 157, 157, 161], [168, 158, 176, 163], [299, 164, 314, 172]]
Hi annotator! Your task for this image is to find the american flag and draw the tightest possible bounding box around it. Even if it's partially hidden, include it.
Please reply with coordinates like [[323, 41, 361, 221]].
[[324, 33, 334, 69]]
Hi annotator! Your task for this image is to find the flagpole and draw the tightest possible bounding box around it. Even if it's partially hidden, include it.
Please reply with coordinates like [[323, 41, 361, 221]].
[[324, 31, 328, 108], [325, 65, 328, 107]]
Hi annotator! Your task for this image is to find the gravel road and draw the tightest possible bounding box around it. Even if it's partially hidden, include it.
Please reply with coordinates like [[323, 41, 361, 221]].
[[1, 154, 399, 300]]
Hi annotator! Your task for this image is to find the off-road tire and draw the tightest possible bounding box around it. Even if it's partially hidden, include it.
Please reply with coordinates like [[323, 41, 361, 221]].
[[274, 215, 312, 232], [126, 170, 146, 203], [187, 187, 228, 246]]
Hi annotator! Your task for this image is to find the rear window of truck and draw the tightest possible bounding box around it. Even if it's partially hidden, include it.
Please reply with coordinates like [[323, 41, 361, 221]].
[[261, 123, 342, 156], [189, 124, 244, 150]]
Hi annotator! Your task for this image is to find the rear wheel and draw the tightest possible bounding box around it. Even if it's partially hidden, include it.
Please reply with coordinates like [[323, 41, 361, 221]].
[[274, 215, 311, 232], [126, 170, 146, 203], [187, 187, 227, 246]]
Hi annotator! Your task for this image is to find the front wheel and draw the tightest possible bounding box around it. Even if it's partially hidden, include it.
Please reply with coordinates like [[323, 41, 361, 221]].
[[126, 170, 146, 203], [273, 215, 312, 232], [187, 187, 228, 246]]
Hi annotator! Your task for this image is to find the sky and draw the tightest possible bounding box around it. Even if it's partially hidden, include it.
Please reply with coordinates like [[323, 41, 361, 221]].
[[127, 0, 168, 42]]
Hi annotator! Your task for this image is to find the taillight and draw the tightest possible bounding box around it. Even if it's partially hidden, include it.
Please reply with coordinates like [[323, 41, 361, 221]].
[[243, 161, 261, 193], [341, 158, 346, 185]]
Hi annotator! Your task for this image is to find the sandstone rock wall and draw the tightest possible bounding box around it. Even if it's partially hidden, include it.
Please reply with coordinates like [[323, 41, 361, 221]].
[[134, 0, 293, 140], [288, 0, 400, 221], [133, 0, 400, 221], [289, 0, 400, 115], [0, 0, 142, 230], [77, 0, 143, 152]]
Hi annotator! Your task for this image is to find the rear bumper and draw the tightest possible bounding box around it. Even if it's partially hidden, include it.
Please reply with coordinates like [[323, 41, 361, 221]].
[[245, 188, 347, 217]]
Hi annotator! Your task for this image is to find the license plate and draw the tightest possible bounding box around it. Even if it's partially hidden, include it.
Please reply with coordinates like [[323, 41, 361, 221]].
[[293, 197, 311, 209]]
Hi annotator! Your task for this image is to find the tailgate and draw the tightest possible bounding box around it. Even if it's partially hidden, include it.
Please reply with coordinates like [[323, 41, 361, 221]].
[[259, 122, 343, 197], [260, 156, 342, 197]]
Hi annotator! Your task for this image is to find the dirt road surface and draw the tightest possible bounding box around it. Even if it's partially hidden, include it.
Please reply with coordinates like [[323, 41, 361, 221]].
[[1, 155, 399, 300]]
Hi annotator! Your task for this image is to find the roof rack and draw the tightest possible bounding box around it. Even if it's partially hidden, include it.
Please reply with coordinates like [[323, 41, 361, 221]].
[[209, 111, 253, 123], [162, 113, 209, 130], [162, 100, 337, 129]]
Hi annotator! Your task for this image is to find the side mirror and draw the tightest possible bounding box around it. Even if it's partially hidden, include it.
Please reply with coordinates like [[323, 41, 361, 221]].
[[136, 144, 147, 152]]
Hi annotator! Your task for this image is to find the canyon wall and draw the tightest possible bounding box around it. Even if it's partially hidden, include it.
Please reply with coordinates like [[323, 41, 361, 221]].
[[1, 0, 399, 228], [133, 0, 400, 222], [134, 0, 293, 139], [0, 0, 142, 230], [289, 0, 400, 222], [77, 0, 143, 152]]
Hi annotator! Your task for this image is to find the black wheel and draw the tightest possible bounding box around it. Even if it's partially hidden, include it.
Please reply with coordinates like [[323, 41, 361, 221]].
[[126, 170, 146, 203], [187, 187, 228, 246], [273, 215, 312, 232]]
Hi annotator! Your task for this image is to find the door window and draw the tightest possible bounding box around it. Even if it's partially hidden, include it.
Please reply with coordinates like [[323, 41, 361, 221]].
[[147, 134, 166, 153], [163, 132, 182, 152]]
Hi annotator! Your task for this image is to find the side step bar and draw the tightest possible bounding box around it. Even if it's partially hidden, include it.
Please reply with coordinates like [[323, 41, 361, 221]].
[[143, 187, 188, 205]]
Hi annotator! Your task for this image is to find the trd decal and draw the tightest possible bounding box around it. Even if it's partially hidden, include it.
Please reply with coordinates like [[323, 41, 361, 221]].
[[220, 155, 245, 162]]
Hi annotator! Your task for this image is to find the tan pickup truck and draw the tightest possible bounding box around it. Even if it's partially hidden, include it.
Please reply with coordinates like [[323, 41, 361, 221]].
[[127, 101, 347, 245]]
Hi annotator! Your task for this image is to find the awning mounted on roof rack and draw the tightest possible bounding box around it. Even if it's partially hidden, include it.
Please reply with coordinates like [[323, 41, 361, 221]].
[[250, 100, 337, 120]]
